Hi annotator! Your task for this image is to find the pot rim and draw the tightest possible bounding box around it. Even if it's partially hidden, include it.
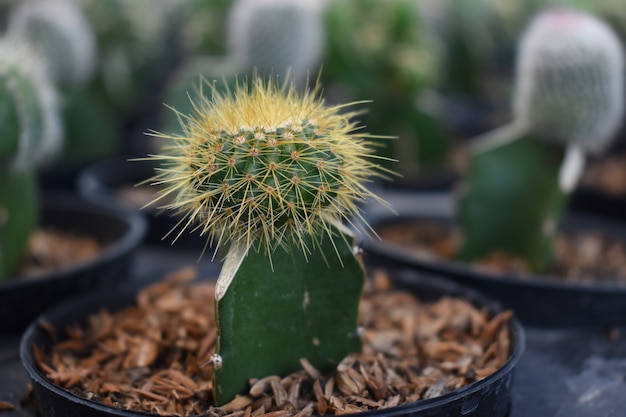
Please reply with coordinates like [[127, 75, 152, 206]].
[[0, 192, 147, 290], [19, 270, 525, 417]]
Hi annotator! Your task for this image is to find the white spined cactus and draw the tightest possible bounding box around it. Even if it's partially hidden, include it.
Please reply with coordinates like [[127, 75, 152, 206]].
[[513, 7, 625, 154], [0, 38, 62, 172], [226, 0, 325, 86], [7, 0, 97, 88]]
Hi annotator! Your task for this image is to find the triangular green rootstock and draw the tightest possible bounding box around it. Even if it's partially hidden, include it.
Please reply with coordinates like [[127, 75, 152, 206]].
[[457, 135, 568, 272], [213, 227, 364, 405]]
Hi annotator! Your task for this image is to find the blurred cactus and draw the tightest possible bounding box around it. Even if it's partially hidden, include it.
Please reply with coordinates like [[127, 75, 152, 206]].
[[457, 8, 625, 271], [0, 38, 62, 278], [6, 0, 122, 166], [513, 7, 625, 152], [158, 55, 239, 140], [76, 0, 186, 119], [323, 0, 448, 181], [226, 0, 325, 87], [146, 75, 388, 403], [7, 0, 97, 89]]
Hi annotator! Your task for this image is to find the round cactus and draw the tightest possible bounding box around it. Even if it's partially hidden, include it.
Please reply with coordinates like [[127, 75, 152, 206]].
[[149, 75, 387, 254], [8, 0, 97, 88], [0, 37, 62, 278], [0, 39, 62, 172], [513, 7, 625, 154], [226, 0, 325, 86]]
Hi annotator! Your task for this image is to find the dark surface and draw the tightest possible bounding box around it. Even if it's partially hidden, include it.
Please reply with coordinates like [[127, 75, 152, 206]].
[[2, 229, 626, 416]]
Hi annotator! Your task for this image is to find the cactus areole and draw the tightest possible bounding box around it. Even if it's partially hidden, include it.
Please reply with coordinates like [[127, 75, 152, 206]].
[[146, 75, 389, 404]]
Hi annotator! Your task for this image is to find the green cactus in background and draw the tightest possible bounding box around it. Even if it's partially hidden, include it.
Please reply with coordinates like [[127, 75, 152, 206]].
[[159, 0, 326, 150], [226, 0, 325, 88], [6, 0, 122, 165], [0, 38, 62, 279], [7, 0, 97, 89], [146, 75, 389, 404], [75, 0, 186, 121], [457, 8, 625, 272], [323, 0, 448, 180]]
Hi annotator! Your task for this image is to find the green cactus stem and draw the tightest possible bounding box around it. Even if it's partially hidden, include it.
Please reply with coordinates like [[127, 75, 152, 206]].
[[147, 75, 389, 404], [456, 8, 624, 273], [0, 172, 37, 278], [0, 38, 62, 279], [457, 129, 569, 271], [213, 225, 363, 404]]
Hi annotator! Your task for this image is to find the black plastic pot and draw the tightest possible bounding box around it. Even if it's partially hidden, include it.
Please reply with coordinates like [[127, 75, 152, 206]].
[[20, 267, 524, 417], [76, 156, 207, 249], [570, 186, 626, 222], [0, 193, 147, 335], [361, 191, 626, 329]]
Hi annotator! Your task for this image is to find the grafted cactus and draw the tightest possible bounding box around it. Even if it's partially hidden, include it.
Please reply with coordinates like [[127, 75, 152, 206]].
[[0, 39, 62, 279], [226, 0, 325, 87], [8, 0, 97, 89], [457, 8, 625, 271], [146, 75, 388, 404]]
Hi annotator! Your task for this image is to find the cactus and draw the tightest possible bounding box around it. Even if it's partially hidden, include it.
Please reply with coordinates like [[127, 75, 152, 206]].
[[8, 0, 97, 89], [457, 8, 625, 272], [146, 75, 389, 404], [323, 0, 448, 176], [0, 38, 62, 279], [226, 0, 325, 87]]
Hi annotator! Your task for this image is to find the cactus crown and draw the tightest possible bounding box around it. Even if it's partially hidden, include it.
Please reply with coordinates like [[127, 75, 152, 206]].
[[0, 38, 62, 172], [513, 7, 625, 154], [147, 75, 389, 256], [8, 0, 97, 88]]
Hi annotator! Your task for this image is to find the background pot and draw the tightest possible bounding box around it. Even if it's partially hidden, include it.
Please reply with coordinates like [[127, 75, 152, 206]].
[[360, 191, 626, 328], [20, 266, 524, 417], [77, 156, 207, 249], [0, 193, 147, 335]]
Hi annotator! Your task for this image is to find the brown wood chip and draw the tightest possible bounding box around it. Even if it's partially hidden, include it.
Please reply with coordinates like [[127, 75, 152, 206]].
[[0, 401, 15, 410]]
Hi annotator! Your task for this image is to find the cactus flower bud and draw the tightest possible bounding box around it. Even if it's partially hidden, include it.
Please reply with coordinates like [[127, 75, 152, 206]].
[[513, 8, 625, 154]]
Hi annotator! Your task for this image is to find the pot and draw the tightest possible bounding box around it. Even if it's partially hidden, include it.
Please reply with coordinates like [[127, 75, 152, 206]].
[[0, 193, 147, 335], [361, 191, 626, 328], [20, 266, 524, 417]]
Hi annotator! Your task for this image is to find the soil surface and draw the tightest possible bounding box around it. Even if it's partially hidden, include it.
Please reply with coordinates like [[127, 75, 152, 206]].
[[34, 268, 514, 416], [580, 152, 626, 196], [376, 219, 626, 285], [18, 228, 103, 279]]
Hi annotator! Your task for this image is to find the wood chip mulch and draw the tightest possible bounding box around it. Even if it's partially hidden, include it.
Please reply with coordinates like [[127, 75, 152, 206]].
[[0, 401, 15, 411], [377, 219, 626, 284], [20, 228, 103, 279], [34, 268, 513, 416]]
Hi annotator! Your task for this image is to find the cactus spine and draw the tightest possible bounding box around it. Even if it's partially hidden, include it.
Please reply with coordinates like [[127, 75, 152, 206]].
[[0, 39, 62, 279], [457, 8, 625, 272], [147, 75, 388, 404]]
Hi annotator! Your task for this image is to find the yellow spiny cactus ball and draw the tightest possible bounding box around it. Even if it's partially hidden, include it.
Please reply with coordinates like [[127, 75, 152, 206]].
[[146, 75, 391, 255]]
